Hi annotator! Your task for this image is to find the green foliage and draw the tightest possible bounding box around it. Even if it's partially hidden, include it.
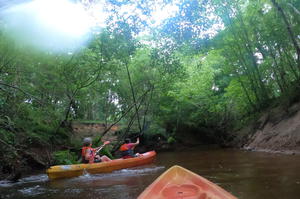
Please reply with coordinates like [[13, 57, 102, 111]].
[[99, 147, 114, 159], [53, 150, 77, 165], [69, 138, 83, 149], [92, 135, 103, 147], [147, 123, 167, 137], [0, 129, 15, 145], [224, 78, 254, 116], [167, 136, 176, 144]]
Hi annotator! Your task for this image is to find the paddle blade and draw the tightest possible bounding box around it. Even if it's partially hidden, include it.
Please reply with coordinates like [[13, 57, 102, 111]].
[[104, 141, 110, 145]]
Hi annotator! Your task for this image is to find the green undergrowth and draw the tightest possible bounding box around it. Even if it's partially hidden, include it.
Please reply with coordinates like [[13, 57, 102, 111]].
[[53, 150, 78, 165]]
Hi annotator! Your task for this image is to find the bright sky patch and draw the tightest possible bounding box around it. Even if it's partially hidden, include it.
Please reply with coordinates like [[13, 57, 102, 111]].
[[2, 0, 106, 51]]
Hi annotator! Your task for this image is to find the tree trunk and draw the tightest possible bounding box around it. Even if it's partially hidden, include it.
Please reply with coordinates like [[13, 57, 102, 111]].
[[224, 10, 265, 105], [236, 74, 257, 111], [125, 62, 142, 133], [276, 44, 299, 80], [282, 48, 300, 80], [271, 0, 300, 68], [238, 15, 269, 102], [141, 85, 154, 132], [99, 88, 151, 139], [232, 44, 262, 104]]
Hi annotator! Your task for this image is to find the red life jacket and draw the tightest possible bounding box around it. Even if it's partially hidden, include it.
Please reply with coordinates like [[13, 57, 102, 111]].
[[81, 146, 95, 163], [120, 143, 130, 151], [119, 143, 135, 159]]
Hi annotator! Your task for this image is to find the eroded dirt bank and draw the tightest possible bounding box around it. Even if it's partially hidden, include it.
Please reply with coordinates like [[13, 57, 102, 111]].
[[234, 101, 300, 154]]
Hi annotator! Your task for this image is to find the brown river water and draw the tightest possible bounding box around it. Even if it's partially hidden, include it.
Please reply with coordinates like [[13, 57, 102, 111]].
[[1, 147, 300, 199]]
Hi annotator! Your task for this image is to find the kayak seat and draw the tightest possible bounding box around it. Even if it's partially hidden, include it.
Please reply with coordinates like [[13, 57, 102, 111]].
[[122, 155, 133, 159], [199, 193, 209, 199], [161, 183, 204, 199]]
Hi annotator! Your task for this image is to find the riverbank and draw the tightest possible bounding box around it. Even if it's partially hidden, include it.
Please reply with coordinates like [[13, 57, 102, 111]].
[[2, 98, 300, 182], [231, 101, 300, 155]]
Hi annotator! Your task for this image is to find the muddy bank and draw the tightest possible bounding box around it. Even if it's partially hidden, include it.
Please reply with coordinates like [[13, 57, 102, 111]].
[[71, 122, 119, 140], [233, 101, 300, 154]]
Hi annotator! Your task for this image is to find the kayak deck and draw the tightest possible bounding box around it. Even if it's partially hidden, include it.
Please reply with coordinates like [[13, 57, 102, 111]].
[[138, 165, 238, 199], [47, 151, 156, 180]]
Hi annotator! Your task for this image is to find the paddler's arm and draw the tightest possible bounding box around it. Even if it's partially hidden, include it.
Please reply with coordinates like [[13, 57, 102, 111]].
[[131, 138, 140, 149], [135, 137, 140, 145], [95, 141, 110, 152]]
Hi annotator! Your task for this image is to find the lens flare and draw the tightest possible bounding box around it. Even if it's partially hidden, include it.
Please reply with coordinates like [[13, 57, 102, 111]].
[[1, 0, 106, 52]]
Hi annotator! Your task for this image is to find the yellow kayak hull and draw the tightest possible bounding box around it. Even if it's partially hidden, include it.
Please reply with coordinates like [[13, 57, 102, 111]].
[[138, 165, 238, 199], [46, 151, 156, 180]]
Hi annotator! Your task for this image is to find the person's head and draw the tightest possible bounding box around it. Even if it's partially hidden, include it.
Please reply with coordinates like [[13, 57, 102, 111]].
[[83, 137, 92, 147], [125, 138, 131, 144]]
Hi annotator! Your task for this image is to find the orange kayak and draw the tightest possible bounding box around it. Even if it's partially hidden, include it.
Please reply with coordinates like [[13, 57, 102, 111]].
[[46, 151, 156, 180], [138, 165, 238, 199]]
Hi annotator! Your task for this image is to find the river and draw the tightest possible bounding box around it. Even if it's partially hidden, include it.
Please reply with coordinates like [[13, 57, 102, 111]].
[[1, 147, 300, 199]]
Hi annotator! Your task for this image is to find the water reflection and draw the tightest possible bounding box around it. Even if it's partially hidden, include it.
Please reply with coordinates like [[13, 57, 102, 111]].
[[0, 148, 300, 199], [156, 148, 300, 199]]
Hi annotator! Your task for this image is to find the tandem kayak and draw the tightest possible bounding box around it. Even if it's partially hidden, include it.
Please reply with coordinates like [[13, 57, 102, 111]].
[[46, 151, 156, 180], [138, 165, 238, 199]]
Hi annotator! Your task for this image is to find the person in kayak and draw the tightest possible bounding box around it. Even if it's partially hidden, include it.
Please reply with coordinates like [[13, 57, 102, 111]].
[[82, 137, 112, 164], [119, 137, 140, 159]]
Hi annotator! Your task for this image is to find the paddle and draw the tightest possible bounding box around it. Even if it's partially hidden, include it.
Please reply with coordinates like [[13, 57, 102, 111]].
[[95, 141, 110, 154]]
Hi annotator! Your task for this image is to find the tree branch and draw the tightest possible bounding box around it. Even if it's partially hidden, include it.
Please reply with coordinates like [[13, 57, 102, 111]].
[[287, 3, 300, 15], [98, 88, 151, 141], [0, 81, 44, 105]]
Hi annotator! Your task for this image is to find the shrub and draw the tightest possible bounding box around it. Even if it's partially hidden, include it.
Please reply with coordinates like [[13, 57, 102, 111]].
[[53, 150, 77, 165], [167, 136, 176, 144]]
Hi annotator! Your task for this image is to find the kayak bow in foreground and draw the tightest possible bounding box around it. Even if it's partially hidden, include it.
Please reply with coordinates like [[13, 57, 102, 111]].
[[138, 165, 238, 199], [46, 151, 156, 180]]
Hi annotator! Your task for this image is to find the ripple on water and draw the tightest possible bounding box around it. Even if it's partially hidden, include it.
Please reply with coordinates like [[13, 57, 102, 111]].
[[68, 165, 165, 182], [19, 174, 49, 183], [0, 174, 48, 188], [104, 165, 165, 178], [0, 180, 13, 188], [115, 165, 165, 175], [64, 188, 82, 194], [18, 185, 46, 196]]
